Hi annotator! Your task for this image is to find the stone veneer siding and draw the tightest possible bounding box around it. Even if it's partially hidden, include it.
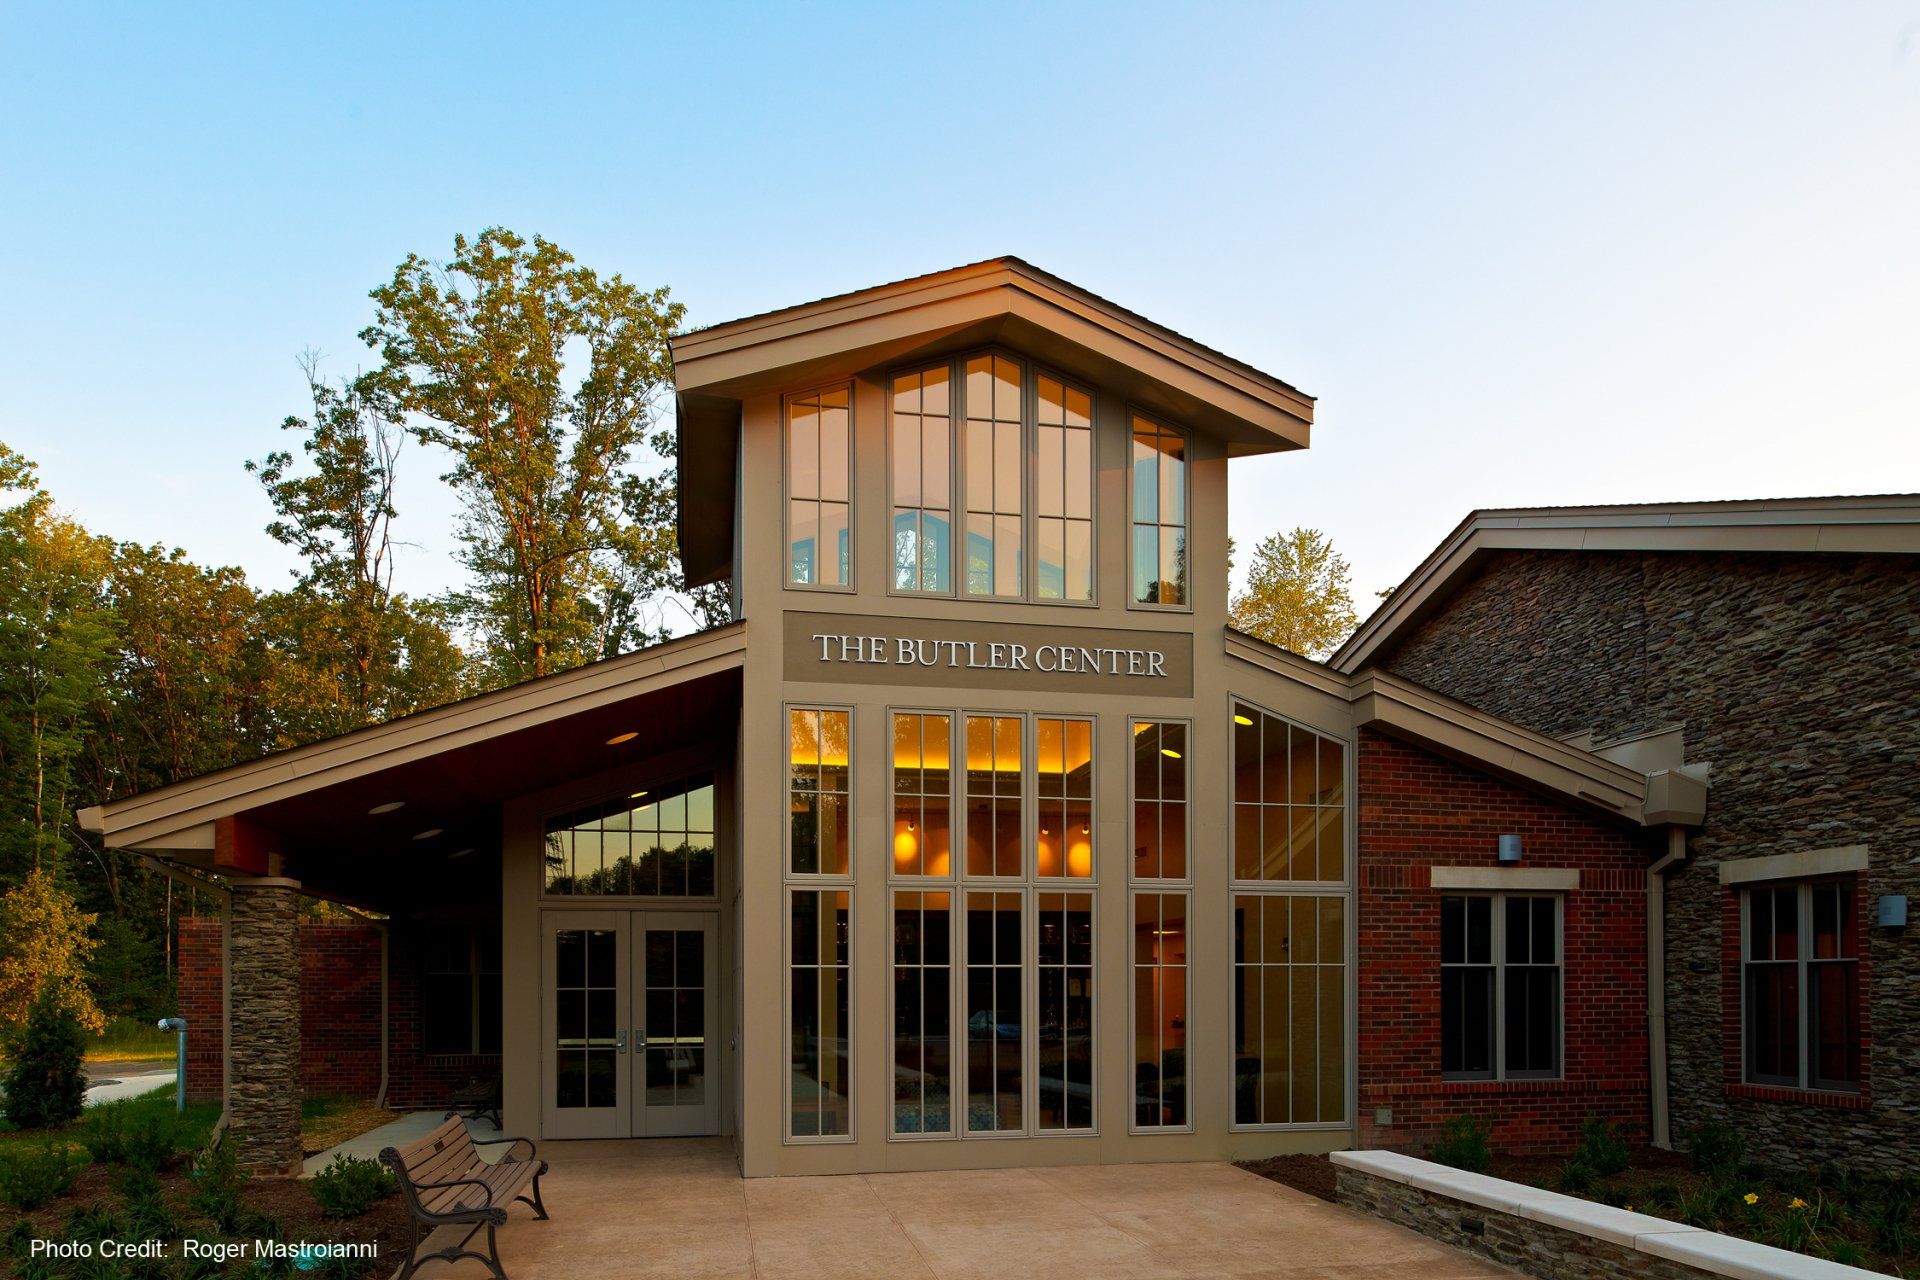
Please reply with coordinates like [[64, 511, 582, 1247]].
[[1380, 549, 1920, 1172], [177, 917, 497, 1109], [226, 882, 303, 1173], [1357, 729, 1654, 1154], [1335, 1165, 1719, 1280]]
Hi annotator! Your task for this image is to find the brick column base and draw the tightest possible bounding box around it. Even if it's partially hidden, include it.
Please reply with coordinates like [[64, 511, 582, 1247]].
[[228, 879, 303, 1176]]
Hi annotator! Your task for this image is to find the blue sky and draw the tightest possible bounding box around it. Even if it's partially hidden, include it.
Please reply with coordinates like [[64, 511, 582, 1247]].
[[2, 2, 1916, 609]]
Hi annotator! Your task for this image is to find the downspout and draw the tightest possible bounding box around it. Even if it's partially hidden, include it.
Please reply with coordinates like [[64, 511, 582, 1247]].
[[375, 921, 390, 1109], [1648, 827, 1689, 1149]]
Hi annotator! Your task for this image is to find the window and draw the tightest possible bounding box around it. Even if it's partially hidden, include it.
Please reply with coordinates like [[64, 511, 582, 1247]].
[[1034, 374, 1093, 601], [1229, 699, 1348, 1127], [790, 889, 851, 1137], [963, 356, 1024, 597], [892, 890, 953, 1136], [542, 774, 716, 896], [789, 709, 851, 876], [422, 923, 502, 1056], [1131, 719, 1189, 1130], [894, 710, 1098, 1138], [1231, 704, 1345, 883], [1744, 880, 1860, 1091], [891, 366, 953, 593], [1232, 894, 1346, 1124], [788, 385, 851, 587], [1132, 892, 1188, 1129], [1130, 414, 1188, 606], [1441, 894, 1561, 1080]]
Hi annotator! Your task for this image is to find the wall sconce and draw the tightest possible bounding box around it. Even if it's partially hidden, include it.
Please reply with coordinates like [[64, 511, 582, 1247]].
[[1497, 835, 1524, 864], [1877, 895, 1908, 929]]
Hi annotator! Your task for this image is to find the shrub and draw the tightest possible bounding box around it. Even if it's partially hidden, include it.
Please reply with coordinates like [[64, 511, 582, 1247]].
[[1571, 1114, 1630, 1177], [1428, 1114, 1493, 1174], [1685, 1119, 1744, 1178], [116, 1165, 180, 1238], [1557, 1158, 1597, 1195], [307, 1153, 397, 1219], [1, 987, 88, 1129], [0, 1142, 85, 1211], [1639, 1182, 1682, 1213], [187, 1130, 250, 1233], [1825, 1238, 1866, 1268], [82, 1104, 185, 1171]]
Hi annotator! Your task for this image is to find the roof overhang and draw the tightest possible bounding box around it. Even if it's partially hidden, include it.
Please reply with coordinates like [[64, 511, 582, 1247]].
[[671, 257, 1315, 588], [78, 624, 746, 902], [1226, 629, 1701, 828], [1333, 494, 1920, 674]]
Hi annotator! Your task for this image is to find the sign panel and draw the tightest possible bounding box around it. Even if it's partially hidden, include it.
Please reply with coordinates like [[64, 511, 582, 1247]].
[[782, 610, 1195, 698]]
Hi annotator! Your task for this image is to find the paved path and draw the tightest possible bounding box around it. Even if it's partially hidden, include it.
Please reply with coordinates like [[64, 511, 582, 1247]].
[[83, 1069, 174, 1107], [400, 1138, 1514, 1280], [304, 1110, 502, 1177]]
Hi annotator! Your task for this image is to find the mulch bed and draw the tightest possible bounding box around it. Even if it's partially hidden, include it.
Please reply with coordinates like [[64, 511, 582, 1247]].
[[1238, 1152, 1339, 1203]]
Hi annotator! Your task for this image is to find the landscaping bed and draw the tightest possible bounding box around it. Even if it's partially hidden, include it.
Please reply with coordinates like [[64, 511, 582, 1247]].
[[1242, 1118, 1918, 1278]]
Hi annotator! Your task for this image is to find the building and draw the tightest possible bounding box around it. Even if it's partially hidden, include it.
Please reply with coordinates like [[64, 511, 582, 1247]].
[[1334, 497, 1920, 1170], [85, 259, 1725, 1175]]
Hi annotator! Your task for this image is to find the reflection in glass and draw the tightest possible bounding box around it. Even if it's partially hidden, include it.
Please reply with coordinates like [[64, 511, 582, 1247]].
[[1035, 375, 1093, 601], [893, 892, 953, 1135], [892, 366, 953, 593], [1131, 721, 1188, 881], [1036, 892, 1095, 1130], [542, 774, 717, 896], [1230, 894, 1346, 1125], [790, 708, 852, 875], [1130, 415, 1187, 605], [643, 927, 707, 1108], [553, 928, 619, 1109], [789, 891, 852, 1137], [964, 355, 1023, 597], [892, 713, 952, 877], [1229, 703, 1347, 885], [964, 892, 1023, 1132], [788, 386, 851, 586], [1035, 718, 1094, 878]]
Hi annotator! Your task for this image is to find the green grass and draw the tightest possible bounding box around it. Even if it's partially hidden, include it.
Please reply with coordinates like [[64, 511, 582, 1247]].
[[85, 1015, 179, 1062], [0, 1088, 219, 1156]]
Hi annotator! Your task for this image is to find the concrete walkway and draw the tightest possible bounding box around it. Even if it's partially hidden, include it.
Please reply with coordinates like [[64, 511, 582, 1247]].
[[303, 1110, 502, 1177], [401, 1138, 1514, 1280], [83, 1069, 174, 1107]]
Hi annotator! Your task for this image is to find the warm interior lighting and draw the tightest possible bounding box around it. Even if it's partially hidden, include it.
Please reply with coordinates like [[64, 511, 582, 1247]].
[[368, 801, 405, 815], [1233, 713, 1254, 726], [629, 789, 648, 800], [606, 731, 639, 745], [894, 823, 918, 869], [1161, 748, 1182, 759], [1066, 837, 1092, 878], [412, 828, 443, 841]]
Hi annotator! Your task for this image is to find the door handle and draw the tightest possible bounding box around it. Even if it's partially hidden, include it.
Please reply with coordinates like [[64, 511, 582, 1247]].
[[617, 1030, 627, 1054]]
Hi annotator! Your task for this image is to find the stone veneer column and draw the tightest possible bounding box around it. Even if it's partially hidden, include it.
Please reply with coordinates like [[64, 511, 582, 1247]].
[[227, 878, 303, 1175]]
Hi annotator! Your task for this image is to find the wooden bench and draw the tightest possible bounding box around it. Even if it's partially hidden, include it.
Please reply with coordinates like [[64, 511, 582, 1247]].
[[446, 1073, 502, 1130], [380, 1115, 548, 1280]]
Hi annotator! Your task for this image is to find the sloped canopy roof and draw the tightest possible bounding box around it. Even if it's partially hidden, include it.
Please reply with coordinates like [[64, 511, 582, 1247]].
[[1332, 494, 1920, 674], [672, 257, 1315, 587]]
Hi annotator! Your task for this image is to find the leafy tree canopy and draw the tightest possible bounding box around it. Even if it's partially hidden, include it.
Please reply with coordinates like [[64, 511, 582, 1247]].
[[1228, 527, 1359, 660]]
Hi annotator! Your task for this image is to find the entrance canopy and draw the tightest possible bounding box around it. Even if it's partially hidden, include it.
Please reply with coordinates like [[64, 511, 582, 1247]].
[[78, 623, 745, 912]]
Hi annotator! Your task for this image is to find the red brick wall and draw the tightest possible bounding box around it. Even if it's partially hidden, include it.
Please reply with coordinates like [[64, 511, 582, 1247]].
[[176, 919, 383, 1101], [382, 924, 500, 1109], [1356, 729, 1655, 1155]]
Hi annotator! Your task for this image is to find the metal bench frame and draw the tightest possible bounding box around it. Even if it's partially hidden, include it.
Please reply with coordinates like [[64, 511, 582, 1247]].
[[380, 1120, 549, 1280]]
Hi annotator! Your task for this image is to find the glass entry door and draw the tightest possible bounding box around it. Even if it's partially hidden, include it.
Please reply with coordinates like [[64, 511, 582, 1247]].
[[540, 910, 719, 1139], [635, 912, 719, 1137]]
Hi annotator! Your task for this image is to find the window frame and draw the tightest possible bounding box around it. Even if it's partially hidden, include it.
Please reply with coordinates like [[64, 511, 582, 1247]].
[[958, 352, 1030, 602], [421, 920, 502, 1058], [1028, 364, 1099, 607], [782, 381, 856, 594], [1740, 878, 1862, 1094], [884, 363, 958, 599], [1128, 716, 1194, 1134], [1125, 408, 1193, 614], [1224, 693, 1354, 1133], [782, 702, 857, 1145], [1439, 892, 1565, 1083]]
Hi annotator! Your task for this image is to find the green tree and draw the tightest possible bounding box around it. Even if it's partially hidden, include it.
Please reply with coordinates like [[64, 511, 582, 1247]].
[[361, 227, 687, 681], [2, 985, 88, 1128], [0, 444, 119, 879], [248, 353, 468, 741], [0, 869, 105, 1037], [1228, 527, 1358, 659]]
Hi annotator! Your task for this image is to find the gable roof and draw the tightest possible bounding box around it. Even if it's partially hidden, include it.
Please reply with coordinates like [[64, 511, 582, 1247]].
[[1332, 494, 1920, 674], [672, 256, 1315, 587]]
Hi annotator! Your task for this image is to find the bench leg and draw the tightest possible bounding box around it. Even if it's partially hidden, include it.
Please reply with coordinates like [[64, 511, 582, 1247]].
[[517, 1162, 551, 1221]]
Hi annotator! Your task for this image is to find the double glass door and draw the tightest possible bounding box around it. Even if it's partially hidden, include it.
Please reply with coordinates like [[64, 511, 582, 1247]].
[[541, 910, 718, 1139]]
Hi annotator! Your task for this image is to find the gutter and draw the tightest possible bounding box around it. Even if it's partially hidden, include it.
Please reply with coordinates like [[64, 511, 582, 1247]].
[[1648, 827, 1690, 1149]]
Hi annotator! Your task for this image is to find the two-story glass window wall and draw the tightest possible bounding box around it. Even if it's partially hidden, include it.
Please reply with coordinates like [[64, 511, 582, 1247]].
[[787, 708, 853, 1140], [1034, 375, 1093, 601], [891, 367, 952, 593], [1130, 415, 1188, 607], [1131, 720, 1190, 1130], [1229, 701, 1349, 1127], [964, 356, 1024, 598], [889, 711, 1096, 1140]]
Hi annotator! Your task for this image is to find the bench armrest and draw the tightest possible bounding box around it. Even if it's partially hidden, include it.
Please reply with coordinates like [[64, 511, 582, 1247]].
[[472, 1134, 538, 1163], [409, 1174, 496, 1207]]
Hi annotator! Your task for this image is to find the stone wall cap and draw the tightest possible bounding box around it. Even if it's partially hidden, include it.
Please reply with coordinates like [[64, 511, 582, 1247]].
[[1336, 1151, 1883, 1280]]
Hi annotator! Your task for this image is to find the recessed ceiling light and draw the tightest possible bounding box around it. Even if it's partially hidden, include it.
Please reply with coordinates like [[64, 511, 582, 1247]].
[[629, 789, 649, 800], [1233, 714, 1254, 726], [368, 801, 405, 815], [412, 828, 443, 841], [1161, 748, 1183, 759], [448, 848, 473, 860], [606, 731, 638, 745]]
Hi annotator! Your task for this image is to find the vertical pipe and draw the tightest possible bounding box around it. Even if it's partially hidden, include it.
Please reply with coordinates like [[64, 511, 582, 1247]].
[[1648, 826, 1687, 1149]]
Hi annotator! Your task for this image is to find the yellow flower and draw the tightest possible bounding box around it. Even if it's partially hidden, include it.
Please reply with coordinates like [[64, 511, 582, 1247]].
[[1744, 1193, 1759, 1205], [1624, 1205, 1634, 1212], [1790, 1198, 1809, 1210]]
